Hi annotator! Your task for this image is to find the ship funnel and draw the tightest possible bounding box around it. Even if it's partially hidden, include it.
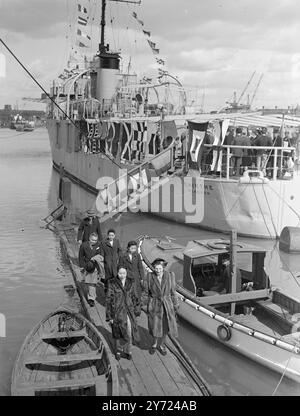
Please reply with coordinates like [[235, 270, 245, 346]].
[[92, 49, 121, 103]]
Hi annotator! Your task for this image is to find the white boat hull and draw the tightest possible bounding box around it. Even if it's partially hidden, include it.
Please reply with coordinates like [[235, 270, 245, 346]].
[[139, 173, 300, 239], [177, 295, 300, 383]]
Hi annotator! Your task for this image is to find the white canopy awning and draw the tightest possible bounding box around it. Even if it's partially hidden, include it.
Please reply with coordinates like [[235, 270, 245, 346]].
[[188, 112, 300, 128]]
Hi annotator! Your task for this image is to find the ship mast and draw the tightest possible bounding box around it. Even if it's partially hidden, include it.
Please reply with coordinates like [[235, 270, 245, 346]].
[[100, 0, 141, 53], [100, 0, 106, 53]]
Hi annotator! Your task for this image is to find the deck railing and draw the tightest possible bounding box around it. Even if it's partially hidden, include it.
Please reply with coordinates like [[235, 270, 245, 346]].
[[67, 96, 186, 120], [202, 144, 296, 180]]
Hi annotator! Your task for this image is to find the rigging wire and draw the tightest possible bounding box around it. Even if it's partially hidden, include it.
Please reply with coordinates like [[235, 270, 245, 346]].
[[109, 2, 117, 51], [222, 182, 249, 219], [261, 181, 279, 238], [0, 38, 139, 182], [268, 183, 300, 221], [271, 347, 296, 396], [65, 0, 70, 67], [127, 2, 141, 76], [116, 2, 120, 51], [90, 0, 97, 53], [88, 0, 93, 57]]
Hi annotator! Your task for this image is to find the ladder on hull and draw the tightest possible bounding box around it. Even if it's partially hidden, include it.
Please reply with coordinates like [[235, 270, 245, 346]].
[[42, 204, 67, 231], [96, 145, 185, 223]]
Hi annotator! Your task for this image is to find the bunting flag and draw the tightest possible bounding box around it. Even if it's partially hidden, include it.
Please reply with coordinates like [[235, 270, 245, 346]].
[[132, 10, 164, 69], [187, 121, 209, 170], [121, 123, 132, 161], [76, 40, 88, 48], [78, 16, 88, 25], [73, 1, 91, 61], [147, 39, 156, 49], [210, 120, 230, 172], [131, 122, 146, 161], [111, 122, 121, 158], [97, 121, 108, 153], [158, 68, 168, 77], [77, 28, 91, 40], [146, 121, 160, 156], [106, 122, 116, 155], [156, 58, 165, 65], [142, 76, 152, 83], [78, 4, 88, 14], [132, 12, 144, 25]]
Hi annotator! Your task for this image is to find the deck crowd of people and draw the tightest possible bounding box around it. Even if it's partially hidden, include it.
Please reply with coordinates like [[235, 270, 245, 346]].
[[202, 125, 296, 177], [77, 208, 178, 361]]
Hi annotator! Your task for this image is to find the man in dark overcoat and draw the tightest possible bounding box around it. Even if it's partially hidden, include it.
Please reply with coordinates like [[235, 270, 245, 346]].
[[118, 241, 145, 302], [77, 208, 103, 244], [100, 229, 122, 292], [78, 232, 102, 268]]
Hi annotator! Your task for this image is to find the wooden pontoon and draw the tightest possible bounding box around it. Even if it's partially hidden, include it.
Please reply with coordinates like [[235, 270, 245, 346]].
[[57, 224, 211, 396]]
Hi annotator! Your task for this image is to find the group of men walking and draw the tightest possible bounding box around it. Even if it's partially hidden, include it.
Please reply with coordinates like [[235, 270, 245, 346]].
[[77, 208, 178, 361]]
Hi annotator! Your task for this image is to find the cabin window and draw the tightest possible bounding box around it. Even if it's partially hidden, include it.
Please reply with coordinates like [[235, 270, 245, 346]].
[[191, 255, 218, 291], [191, 252, 256, 295], [237, 252, 252, 273]]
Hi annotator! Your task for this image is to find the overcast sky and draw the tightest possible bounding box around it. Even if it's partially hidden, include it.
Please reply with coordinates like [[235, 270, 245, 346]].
[[1, 0, 300, 111]]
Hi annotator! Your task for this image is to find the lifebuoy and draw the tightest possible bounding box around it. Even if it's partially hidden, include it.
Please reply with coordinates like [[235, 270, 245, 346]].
[[217, 324, 231, 341], [207, 240, 244, 250], [207, 240, 230, 250]]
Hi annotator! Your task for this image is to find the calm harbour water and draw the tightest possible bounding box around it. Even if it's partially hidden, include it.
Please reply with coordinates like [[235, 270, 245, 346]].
[[1, 127, 300, 396]]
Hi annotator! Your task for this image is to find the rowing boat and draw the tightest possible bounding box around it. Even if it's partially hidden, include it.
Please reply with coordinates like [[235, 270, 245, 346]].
[[11, 308, 119, 396]]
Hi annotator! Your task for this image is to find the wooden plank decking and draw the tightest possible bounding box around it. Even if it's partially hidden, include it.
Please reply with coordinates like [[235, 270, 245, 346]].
[[57, 223, 211, 396]]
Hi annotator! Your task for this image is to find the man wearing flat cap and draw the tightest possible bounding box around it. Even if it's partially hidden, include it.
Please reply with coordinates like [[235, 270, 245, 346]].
[[77, 208, 103, 244]]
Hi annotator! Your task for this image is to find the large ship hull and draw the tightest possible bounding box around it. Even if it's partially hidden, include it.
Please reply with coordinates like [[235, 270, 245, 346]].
[[47, 119, 300, 239]]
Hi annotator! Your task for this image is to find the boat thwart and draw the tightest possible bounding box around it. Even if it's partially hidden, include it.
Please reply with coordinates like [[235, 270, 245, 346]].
[[11, 308, 119, 396]]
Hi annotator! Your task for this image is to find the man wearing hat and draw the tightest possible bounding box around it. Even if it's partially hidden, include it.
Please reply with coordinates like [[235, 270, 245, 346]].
[[231, 127, 251, 175], [77, 208, 103, 244], [255, 127, 272, 173]]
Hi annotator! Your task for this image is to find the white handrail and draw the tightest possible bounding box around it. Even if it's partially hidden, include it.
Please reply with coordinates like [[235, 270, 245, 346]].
[[66, 70, 90, 117], [204, 144, 295, 151]]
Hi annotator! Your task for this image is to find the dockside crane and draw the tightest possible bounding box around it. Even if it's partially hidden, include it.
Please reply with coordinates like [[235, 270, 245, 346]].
[[250, 73, 264, 107], [236, 71, 256, 105]]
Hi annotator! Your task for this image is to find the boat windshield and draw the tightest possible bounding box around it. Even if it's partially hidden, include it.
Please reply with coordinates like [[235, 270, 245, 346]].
[[190, 251, 265, 296]]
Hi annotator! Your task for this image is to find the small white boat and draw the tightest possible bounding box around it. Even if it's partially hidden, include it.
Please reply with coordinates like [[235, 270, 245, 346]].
[[140, 234, 300, 383]]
